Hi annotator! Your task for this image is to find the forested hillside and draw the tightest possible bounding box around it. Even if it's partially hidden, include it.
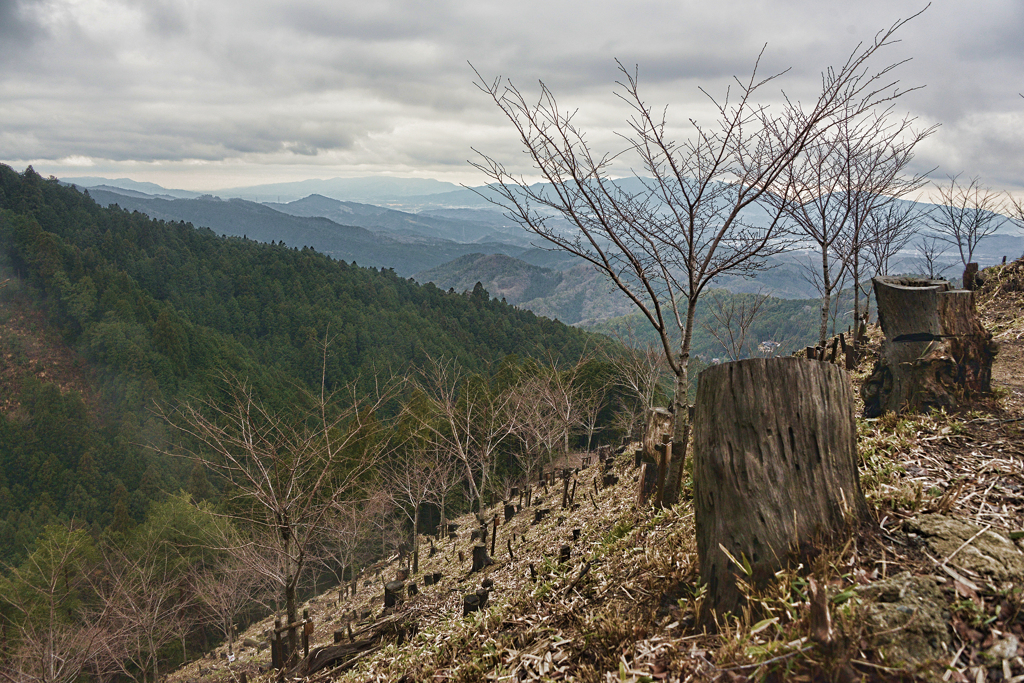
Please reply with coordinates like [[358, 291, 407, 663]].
[[0, 164, 599, 566]]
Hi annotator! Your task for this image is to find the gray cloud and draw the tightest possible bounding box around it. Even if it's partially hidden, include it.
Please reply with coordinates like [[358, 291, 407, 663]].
[[2, 0, 1022, 192]]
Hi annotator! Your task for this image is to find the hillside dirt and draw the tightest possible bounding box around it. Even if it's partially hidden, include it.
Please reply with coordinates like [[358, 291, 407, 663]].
[[170, 263, 1024, 683], [0, 283, 97, 416]]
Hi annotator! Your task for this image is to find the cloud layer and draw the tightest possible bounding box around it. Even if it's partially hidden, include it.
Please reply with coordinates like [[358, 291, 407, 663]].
[[2, 0, 1022, 192]]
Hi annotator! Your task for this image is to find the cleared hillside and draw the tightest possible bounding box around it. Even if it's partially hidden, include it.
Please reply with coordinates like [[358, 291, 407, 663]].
[[172, 261, 1024, 683]]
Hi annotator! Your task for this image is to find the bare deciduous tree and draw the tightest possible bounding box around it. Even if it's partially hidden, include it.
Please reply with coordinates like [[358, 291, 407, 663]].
[[472, 14, 920, 504], [508, 372, 564, 479], [930, 174, 1008, 267], [700, 289, 771, 361], [769, 121, 856, 346], [189, 542, 268, 663], [1007, 193, 1024, 235], [0, 525, 110, 683], [863, 198, 922, 278], [769, 106, 931, 345], [382, 439, 453, 568], [163, 370, 396, 657], [93, 543, 188, 683], [838, 110, 934, 324], [915, 234, 951, 279], [317, 492, 387, 592], [406, 357, 517, 511], [577, 383, 607, 453]]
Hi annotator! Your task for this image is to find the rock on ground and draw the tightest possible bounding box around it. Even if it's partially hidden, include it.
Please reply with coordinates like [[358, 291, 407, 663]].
[[855, 572, 952, 680], [905, 513, 1024, 582]]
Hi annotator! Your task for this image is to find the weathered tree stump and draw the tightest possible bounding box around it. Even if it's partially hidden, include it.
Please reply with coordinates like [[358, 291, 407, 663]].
[[559, 544, 571, 563], [963, 262, 979, 290], [504, 503, 516, 522], [636, 462, 657, 506], [693, 357, 869, 624], [470, 543, 493, 572], [861, 276, 996, 417], [407, 582, 418, 597], [643, 408, 673, 462], [463, 594, 481, 616], [532, 508, 550, 525], [383, 581, 405, 609]]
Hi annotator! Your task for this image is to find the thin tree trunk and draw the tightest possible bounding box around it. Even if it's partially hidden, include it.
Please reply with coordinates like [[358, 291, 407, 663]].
[[462, 459, 480, 511], [852, 249, 862, 326], [819, 247, 831, 347], [412, 505, 420, 565], [664, 301, 696, 506], [286, 576, 299, 657]]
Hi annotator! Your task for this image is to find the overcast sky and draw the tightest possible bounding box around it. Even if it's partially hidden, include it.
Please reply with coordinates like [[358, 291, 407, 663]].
[[2, 0, 1022, 195]]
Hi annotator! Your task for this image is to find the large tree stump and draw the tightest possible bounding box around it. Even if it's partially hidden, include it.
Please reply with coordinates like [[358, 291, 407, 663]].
[[861, 276, 996, 417], [693, 357, 869, 623]]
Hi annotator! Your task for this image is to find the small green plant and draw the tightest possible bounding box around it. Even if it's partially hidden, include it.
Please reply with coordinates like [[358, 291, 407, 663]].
[[602, 518, 634, 547]]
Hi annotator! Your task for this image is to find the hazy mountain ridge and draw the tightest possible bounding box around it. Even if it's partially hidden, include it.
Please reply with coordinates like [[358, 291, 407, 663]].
[[264, 194, 534, 246], [84, 188, 530, 277], [67, 175, 1024, 306]]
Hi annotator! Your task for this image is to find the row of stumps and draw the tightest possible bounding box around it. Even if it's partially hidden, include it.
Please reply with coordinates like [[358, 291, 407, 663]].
[[464, 448, 624, 617], [804, 325, 866, 371], [270, 608, 313, 670], [287, 447, 630, 672]]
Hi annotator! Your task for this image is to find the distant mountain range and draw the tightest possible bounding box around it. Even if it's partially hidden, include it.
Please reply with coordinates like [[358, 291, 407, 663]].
[[64, 175, 463, 204], [264, 194, 533, 246], [66, 176, 1024, 326], [83, 188, 540, 277], [63, 176, 204, 199], [214, 176, 463, 203]]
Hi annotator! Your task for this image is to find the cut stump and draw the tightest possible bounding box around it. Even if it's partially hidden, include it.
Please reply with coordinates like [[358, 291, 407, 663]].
[[693, 357, 869, 624], [861, 276, 996, 417], [470, 543, 493, 573]]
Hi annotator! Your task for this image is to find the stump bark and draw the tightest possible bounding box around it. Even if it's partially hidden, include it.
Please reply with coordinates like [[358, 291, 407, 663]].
[[383, 581, 404, 609], [861, 276, 996, 417], [643, 408, 673, 463], [693, 357, 869, 624], [470, 543, 493, 573]]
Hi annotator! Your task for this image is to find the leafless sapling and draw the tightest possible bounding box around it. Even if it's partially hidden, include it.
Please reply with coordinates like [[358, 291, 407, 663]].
[[472, 13, 923, 503]]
